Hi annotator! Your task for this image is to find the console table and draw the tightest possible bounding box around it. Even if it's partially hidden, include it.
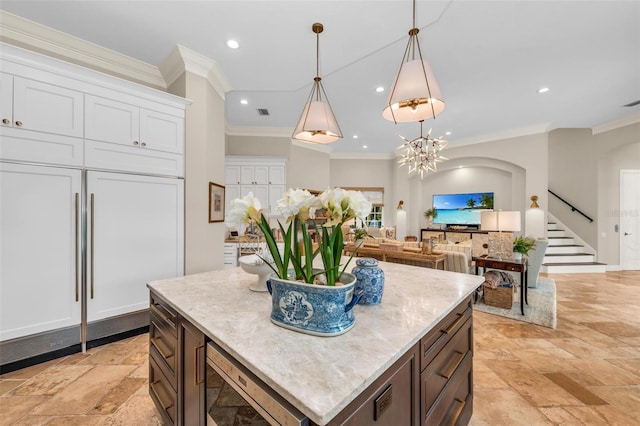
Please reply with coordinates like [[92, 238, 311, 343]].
[[344, 245, 447, 270], [473, 256, 528, 315]]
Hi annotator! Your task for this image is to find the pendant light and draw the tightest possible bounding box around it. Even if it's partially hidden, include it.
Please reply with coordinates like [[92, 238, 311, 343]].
[[383, 0, 445, 123], [292, 23, 342, 144]]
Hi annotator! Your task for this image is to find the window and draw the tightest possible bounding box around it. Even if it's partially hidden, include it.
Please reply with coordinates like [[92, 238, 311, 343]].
[[344, 187, 384, 229]]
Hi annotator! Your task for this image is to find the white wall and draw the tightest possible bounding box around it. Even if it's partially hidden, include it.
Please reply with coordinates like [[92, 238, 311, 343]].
[[173, 72, 226, 274], [289, 144, 331, 191]]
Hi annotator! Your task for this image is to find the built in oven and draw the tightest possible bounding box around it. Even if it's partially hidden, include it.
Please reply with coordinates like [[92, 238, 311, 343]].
[[205, 340, 309, 426]]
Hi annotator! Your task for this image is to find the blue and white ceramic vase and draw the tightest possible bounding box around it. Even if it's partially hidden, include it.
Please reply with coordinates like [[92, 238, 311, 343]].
[[352, 258, 385, 305], [267, 270, 363, 337]]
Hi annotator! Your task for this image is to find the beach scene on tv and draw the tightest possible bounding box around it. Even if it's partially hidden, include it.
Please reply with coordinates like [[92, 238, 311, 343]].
[[432, 192, 494, 226]]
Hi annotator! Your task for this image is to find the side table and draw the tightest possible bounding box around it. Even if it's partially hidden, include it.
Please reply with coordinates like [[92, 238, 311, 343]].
[[473, 256, 528, 315]]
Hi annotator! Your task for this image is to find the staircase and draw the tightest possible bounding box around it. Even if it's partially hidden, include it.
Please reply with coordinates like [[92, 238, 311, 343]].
[[542, 221, 607, 273]]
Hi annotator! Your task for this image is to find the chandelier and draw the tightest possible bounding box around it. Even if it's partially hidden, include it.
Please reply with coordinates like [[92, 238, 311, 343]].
[[397, 120, 448, 178]]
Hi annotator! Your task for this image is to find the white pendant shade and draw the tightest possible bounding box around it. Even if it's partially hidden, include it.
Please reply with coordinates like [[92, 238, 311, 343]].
[[293, 99, 342, 144], [383, 59, 445, 122]]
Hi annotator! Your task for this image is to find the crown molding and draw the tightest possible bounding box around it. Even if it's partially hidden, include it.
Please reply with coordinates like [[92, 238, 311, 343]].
[[592, 112, 640, 135], [291, 140, 334, 154], [449, 123, 552, 148], [0, 10, 166, 89], [160, 44, 231, 100]]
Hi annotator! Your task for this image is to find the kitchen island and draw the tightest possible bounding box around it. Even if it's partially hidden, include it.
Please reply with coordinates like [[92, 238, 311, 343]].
[[147, 259, 483, 425]]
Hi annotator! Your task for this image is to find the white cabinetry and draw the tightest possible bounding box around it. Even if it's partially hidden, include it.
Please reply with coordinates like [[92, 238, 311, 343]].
[[0, 163, 82, 341], [84, 95, 184, 176], [225, 157, 287, 215], [0, 43, 188, 367], [87, 172, 184, 324], [223, 243, 238, 269], [0, 72, 83, 137]]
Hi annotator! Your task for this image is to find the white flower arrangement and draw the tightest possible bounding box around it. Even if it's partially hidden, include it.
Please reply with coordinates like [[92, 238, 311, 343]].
[[226, 188, 372, 286]]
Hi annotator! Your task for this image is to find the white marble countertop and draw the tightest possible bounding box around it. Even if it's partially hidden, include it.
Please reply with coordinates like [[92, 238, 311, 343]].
[[147, 258, 483, 425]]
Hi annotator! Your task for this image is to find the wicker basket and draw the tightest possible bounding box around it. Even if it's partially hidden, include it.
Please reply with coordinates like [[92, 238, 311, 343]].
[[483, 285, 513, 309]]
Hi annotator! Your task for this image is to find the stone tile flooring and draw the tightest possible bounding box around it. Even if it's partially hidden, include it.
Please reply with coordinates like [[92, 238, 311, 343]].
[[1, 271, 638, 425]]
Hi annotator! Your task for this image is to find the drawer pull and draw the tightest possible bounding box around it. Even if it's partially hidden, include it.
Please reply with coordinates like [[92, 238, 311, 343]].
[[2, 118, 9, 124], [151, 303, 176, 328], [442, 313, 464, 335], [439, 351, 465, 380], [15, 120, 22, 126], [448, 398, 466, 426], [194, 344, 205, 385], [151, 337, 173, 360], [150, 380, 173, 410], [374, 384, 393, 421]]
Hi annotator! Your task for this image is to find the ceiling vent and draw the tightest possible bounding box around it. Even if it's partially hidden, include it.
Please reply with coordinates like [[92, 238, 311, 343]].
[[257, 108, 270, 116], [623, 100, 640, 107]]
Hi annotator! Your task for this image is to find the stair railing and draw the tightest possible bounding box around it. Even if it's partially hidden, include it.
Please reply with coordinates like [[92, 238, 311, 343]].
[[548, 189, 594, 223]]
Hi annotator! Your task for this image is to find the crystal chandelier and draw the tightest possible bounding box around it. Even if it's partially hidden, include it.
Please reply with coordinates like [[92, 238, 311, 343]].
[[397, 120, 448, 178]]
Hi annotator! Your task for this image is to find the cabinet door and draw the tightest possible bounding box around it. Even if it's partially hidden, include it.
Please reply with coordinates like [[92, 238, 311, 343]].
[[0, 163, 81, 341], [269, 185, 285, 214], [87, 172, 184, 322], [240, 184, 268, 207], [225, 185, 241, 215], [253, 166, 269, 184], [180, 319, 205, 426], [0, 73, 13, 128], [12, 76, 83, 138], [268, 165, 285, 185], [240, 166, 255, 184], [225, 165, 241, 185], [85, 95, 140, 146], [139, 109, 184, 154]]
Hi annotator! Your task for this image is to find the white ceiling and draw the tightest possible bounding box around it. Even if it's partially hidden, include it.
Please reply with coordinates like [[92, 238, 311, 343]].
[[2, 1, 639, 154]]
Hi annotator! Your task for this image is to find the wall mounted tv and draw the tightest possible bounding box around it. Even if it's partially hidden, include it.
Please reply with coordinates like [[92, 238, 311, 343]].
[[432, 192, 494, 227]]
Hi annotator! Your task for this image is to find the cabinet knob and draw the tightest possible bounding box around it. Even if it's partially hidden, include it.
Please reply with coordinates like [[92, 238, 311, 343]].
[[141, 142, 147, 147], [1, 118, 9, 125], [15, 120, 22, 127], [133, 140, 139, 146]]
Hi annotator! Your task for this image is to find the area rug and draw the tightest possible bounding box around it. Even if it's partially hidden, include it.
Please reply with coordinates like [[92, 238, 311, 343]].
[[473, 277, 557, 329]]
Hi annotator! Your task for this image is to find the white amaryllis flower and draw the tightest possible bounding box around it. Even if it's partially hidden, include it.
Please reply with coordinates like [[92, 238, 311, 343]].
[[276, 188, 321, 222], [319, 187, 349, 226], [345, 190, 373, 221], [225, 192, 263, 229]]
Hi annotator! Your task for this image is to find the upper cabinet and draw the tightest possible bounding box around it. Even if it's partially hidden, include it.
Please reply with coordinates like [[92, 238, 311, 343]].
[[1, 73, 83, 138], [85, 95, 184, 155], [224, 156, 287, 215]]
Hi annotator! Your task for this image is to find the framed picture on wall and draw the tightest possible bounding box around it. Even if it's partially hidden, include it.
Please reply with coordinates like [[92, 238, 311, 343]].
[[209, 182, 225, 223]]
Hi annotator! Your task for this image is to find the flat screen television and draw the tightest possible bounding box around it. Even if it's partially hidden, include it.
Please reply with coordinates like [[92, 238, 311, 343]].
[[432, 192, 494, 227]]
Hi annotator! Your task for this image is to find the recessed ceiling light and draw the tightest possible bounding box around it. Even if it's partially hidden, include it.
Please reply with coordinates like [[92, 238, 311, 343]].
[[537, 87, 550, 93], [445, 131, 452, 136], [240, 99, 248, 105], [226, 40, 239, 49], [353, 135, 358, 139], [376, 86, 384, 93], [363, 145, 368, 149]]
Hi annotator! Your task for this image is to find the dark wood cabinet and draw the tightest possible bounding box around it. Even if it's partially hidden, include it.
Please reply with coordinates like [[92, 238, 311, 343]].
[[329, 344, 420, 425], [420, 298, 473, 425], [149, 291, 205, 426]]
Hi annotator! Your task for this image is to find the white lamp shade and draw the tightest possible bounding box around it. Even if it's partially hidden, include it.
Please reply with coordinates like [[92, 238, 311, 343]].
[[481, 211, 498, 231], [293, 100, 342, 144], [481, 210, 521, 232], [498, 211, 521, 232], [383, 59, 445, 122]]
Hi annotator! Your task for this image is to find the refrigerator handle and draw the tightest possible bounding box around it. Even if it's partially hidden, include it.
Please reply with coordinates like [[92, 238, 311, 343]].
[[75, 192, 79, 302], [90, 193, 95, 299]]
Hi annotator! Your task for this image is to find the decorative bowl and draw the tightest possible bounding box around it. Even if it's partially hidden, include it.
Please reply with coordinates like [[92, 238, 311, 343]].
[[238, 254, 274, 292]]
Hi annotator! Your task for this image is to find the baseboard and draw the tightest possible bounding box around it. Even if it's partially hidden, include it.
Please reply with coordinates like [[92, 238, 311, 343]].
[[606, 264, 623, 271]]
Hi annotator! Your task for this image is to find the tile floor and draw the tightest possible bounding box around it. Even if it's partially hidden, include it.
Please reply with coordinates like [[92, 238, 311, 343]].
[[1, 271, 639, 425]]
